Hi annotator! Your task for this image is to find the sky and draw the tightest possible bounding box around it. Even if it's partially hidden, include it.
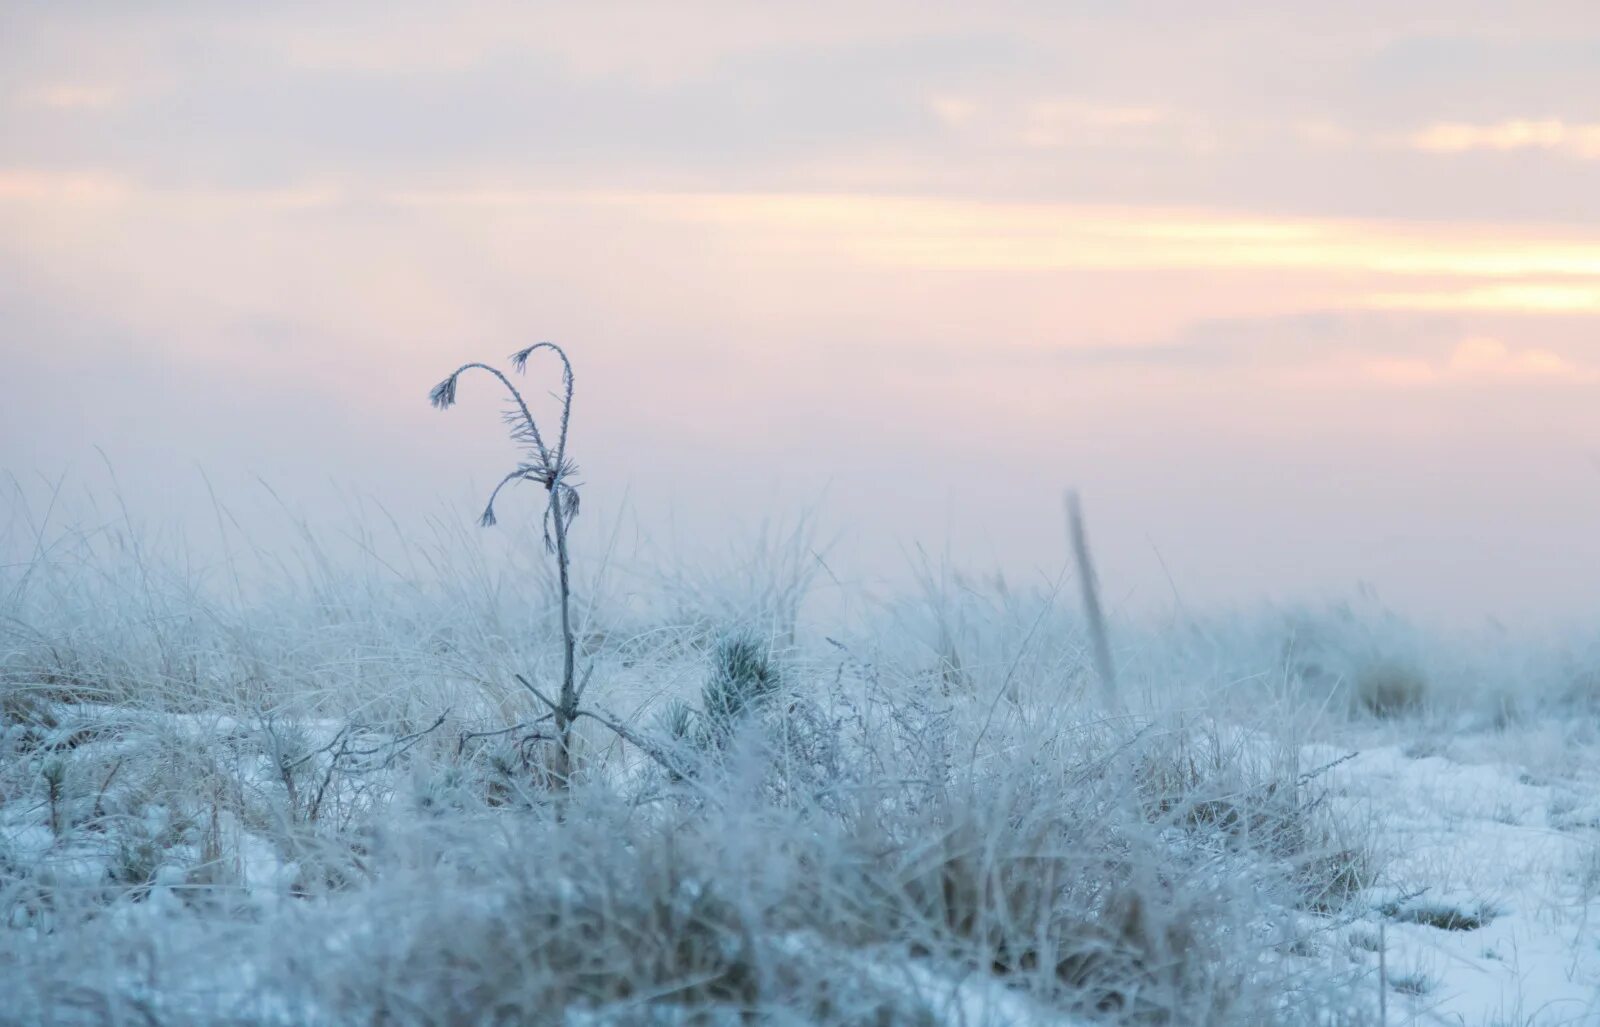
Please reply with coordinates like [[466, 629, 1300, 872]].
[[2, 2, 1598, 625]]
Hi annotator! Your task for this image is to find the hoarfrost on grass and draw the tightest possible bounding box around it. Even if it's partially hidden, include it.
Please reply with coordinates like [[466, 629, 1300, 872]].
[[2, 490, 1598, 1024]]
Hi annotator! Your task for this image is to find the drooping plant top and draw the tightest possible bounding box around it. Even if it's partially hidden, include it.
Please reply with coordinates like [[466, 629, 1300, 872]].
[[429, 342, 579, 546]]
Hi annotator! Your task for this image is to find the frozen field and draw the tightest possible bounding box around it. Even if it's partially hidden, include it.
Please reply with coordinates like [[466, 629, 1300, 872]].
[[2, 495, 1597, 1025]]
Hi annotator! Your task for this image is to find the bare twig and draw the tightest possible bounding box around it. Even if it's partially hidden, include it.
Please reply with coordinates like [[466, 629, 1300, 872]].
[[457, 714, 554, 756], [306, 728, 354, 823], [1297, 750, 1360, 785], [261, 719, 301, 813], [269, 712, 448, 822], [515, 673, 561, 716], [575, 706, 697, 784], [278, 725, 351, 774], [337, 710, 450, 766], [91, 757, 124, 822], [573, 660, 598, 705]]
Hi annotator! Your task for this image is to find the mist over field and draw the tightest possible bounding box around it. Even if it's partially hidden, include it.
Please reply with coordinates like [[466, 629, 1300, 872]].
[[3, 4, 1599, 1024]]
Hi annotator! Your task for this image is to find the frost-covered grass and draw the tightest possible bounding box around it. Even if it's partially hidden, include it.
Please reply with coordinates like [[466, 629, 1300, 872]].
[[2, 492, 1598, 1024]]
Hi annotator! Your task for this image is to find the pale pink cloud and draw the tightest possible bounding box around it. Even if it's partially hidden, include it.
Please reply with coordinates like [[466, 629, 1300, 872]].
[[1020, 100, 1175, 148], [14, 83, 122, 111], [1448, 336, 1590, 378], [1411, 119, 1600, 160], [1364, 337, 1597, 386], [928, 96, 980, 128], [0, 169, 129, 201], [1362, 356, 1441, 386]]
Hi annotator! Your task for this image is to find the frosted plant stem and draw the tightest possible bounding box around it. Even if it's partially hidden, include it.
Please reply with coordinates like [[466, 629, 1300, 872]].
[[1066, 490, 1118, 707], [1378, 922, 1388, 1026], [550, 484, 576, 785]]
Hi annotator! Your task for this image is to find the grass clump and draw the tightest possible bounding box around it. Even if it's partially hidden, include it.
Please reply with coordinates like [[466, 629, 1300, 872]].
[[1353, 662, 1428, 719], [1381, 899, 1496, 932], [704, 635, 780, 727], [645, 634, 788, 777], [1388, 970, 1432, 996]]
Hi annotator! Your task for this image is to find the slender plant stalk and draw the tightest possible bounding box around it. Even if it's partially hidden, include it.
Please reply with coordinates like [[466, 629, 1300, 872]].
[[1378, 922, 1388, 1026], [431, 342, 583, 785], [1066, 490, 1118, 706], [548, 484, 576, 783]]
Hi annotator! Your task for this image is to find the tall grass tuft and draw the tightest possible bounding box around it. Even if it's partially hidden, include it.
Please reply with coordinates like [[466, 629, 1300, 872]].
[[701, 634, 780, 743]]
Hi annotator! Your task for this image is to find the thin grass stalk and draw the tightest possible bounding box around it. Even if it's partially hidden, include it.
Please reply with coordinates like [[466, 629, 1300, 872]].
[[1066, 490, 1118, 707]]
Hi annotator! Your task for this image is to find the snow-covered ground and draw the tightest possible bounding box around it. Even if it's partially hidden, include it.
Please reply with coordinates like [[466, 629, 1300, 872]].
[[6, 699, 1595, 1024], [2, 508, 1598, 1024], [1316, 732, 1600, 1024]]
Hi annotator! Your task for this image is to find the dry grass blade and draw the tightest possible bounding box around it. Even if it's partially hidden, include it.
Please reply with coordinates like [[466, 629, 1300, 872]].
[[1066, 489, 1117, 706]]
